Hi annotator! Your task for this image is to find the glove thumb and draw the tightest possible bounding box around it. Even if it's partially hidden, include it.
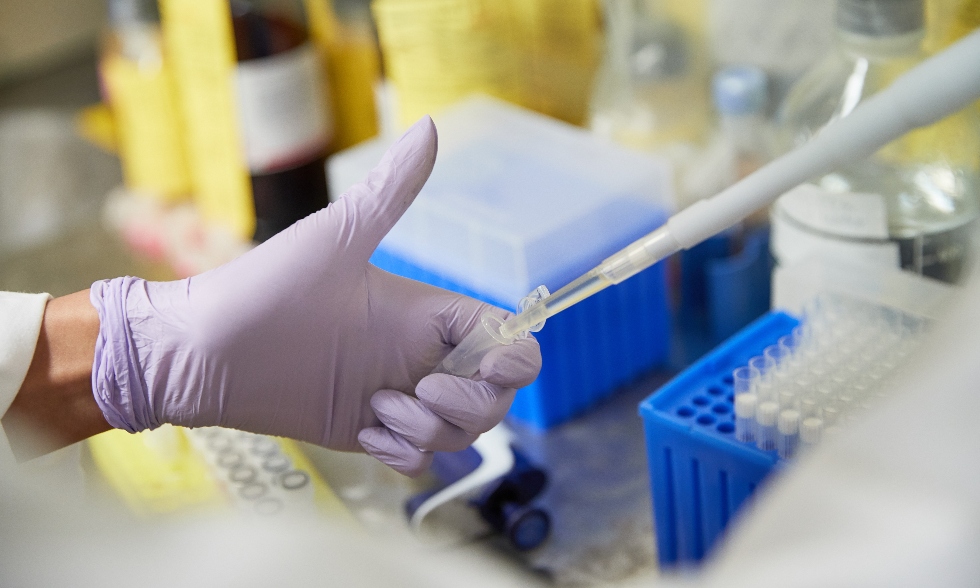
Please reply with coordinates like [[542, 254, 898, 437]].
[[336, 116, 438, 264]]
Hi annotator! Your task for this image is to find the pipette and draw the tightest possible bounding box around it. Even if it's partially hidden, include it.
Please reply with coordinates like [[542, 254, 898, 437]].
[[434, 29, 980, 378]]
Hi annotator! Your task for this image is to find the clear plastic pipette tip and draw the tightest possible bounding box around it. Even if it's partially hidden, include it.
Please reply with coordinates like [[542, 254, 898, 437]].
[[498, 225, 681, 340]]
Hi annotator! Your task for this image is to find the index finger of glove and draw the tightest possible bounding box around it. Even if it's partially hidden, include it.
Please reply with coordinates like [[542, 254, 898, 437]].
[[479, 337, 541, 388]]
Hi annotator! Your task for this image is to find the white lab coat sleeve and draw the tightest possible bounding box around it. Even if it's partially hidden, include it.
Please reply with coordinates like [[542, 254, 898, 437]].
[[0, 291, 52, 466]]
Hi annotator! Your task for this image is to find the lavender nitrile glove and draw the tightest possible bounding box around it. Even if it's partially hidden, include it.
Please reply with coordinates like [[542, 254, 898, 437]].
[[90, 117, 541, 476]]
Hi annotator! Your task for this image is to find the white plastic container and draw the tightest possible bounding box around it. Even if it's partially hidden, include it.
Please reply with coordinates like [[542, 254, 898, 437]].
[[330, 96, 674, 305]]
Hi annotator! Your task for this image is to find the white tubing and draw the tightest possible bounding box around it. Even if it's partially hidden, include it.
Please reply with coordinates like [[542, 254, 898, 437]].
[[409, 424, 514, 532]]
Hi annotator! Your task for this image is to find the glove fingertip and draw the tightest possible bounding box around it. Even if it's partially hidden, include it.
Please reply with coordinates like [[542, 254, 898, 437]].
[[416, 375, 515, 436], [480, 337, 542, 388], [358, 427, 433, 478]]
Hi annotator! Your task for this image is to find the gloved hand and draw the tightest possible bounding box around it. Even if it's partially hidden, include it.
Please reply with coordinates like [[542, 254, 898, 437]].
[[90, 117, 541, 476]]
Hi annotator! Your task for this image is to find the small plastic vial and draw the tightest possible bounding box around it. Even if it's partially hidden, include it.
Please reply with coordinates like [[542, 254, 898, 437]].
[[800, 417, 823, 449], [735, 393, 758, 443], [777, 409, 800, 459], [800, 396, 821, 420], [733, 366, 755, 396], [779, 389, 799, 411], [755, 401, 779, 451]]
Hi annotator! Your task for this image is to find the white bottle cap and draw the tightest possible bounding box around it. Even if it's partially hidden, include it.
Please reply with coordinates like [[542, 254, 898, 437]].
[[734, 393, 758, 418], [801, 417, 824, 445], [757, 401, 779, 427], [778, 409, 801, 435]]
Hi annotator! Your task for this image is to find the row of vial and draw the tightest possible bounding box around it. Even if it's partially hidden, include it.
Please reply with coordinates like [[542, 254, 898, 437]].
[[732, 296, 926, 459], [187, 427, 314, 517]]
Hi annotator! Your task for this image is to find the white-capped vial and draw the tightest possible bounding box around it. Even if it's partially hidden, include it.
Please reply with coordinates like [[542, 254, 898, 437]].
[[778, 389, 799, 411], [733, 366, 754, 396], [849, 380, 871, 400], [806, 359, 829, 382], [790, 324, 810, 349], [764, 344, 792, 373], [755, 378, 776, 404], [800, 397, 821, 420], [800, 417, 823, 448], [735, 393, 758, 443], [777, 336, 799, 371], [777, 409, 800, 459], [748, 355, 772, 388], [822, 405, 841, 427], [793, 374, 815, 396], [770, 369, 792, 393], [755, 401, 779, 452]]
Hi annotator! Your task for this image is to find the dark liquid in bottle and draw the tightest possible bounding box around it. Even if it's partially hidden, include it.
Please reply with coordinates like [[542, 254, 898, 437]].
[[231, 2, 329, 242]]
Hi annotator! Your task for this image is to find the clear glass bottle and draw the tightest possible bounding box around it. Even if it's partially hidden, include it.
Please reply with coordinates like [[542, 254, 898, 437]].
[[588, 0, 711, 151], [771, 0, 980, 283]]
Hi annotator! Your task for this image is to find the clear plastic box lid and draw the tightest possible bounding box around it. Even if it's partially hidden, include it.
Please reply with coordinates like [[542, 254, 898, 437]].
[[329, 96, 674, 304]]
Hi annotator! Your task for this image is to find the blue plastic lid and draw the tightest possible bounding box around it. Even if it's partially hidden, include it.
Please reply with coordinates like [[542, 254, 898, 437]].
[[712, 66, 768, 117], [506, 505, 550, 551]]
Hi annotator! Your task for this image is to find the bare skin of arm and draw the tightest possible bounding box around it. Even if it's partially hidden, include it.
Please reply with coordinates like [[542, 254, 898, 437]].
[[2, 290, 109, 460]]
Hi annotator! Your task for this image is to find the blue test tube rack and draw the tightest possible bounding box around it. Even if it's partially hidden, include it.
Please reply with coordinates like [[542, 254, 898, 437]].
[[639, 311, 799, 567]]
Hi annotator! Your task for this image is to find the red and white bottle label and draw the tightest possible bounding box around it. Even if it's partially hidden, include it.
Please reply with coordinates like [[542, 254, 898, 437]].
[[234, 44, 332, 174]]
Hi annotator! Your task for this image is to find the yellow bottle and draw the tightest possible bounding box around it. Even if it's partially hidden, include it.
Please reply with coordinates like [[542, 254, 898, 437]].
[[588, 0, 711, 150], [160, 0, 334, 242], [101, 0, 192, 203], [305, 0, 382, 150], [371, 0, 601, 128]]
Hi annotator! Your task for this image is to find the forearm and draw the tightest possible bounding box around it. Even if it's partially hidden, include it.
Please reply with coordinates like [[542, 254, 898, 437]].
[[2, 290, 108, 460]]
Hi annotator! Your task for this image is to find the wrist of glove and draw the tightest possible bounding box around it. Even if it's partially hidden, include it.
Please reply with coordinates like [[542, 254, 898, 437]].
[[89, 117, 542, 476]]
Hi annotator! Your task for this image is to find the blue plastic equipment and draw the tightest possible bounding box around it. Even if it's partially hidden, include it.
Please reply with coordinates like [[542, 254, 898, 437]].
[[639, 311, 798, 567], [406, 445, 551, 552]]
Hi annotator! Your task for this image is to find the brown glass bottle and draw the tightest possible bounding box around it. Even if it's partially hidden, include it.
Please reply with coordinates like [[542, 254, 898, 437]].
[[230, 0, 331, 242]]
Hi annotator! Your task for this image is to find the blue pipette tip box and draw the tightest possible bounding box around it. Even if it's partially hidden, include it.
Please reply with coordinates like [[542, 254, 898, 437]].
[[639, 310, 799, 567], [331, 97, 675, 429]]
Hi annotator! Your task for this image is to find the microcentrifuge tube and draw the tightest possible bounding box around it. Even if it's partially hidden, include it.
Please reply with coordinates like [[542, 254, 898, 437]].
[[764, 344, 791, 374], [733, 366, 754, 396], [790, 325, 810, 350], [735, 393, 758, 443], [800, 417, 823, 448], [800, 397, 820, 420], [778, 389, 798, 411], [755, 401, 779, 451], [755, 378, 775, 404], [749, 356, 771, 383], [822, 405, 841, 427], [777, 409, 800, 459]]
